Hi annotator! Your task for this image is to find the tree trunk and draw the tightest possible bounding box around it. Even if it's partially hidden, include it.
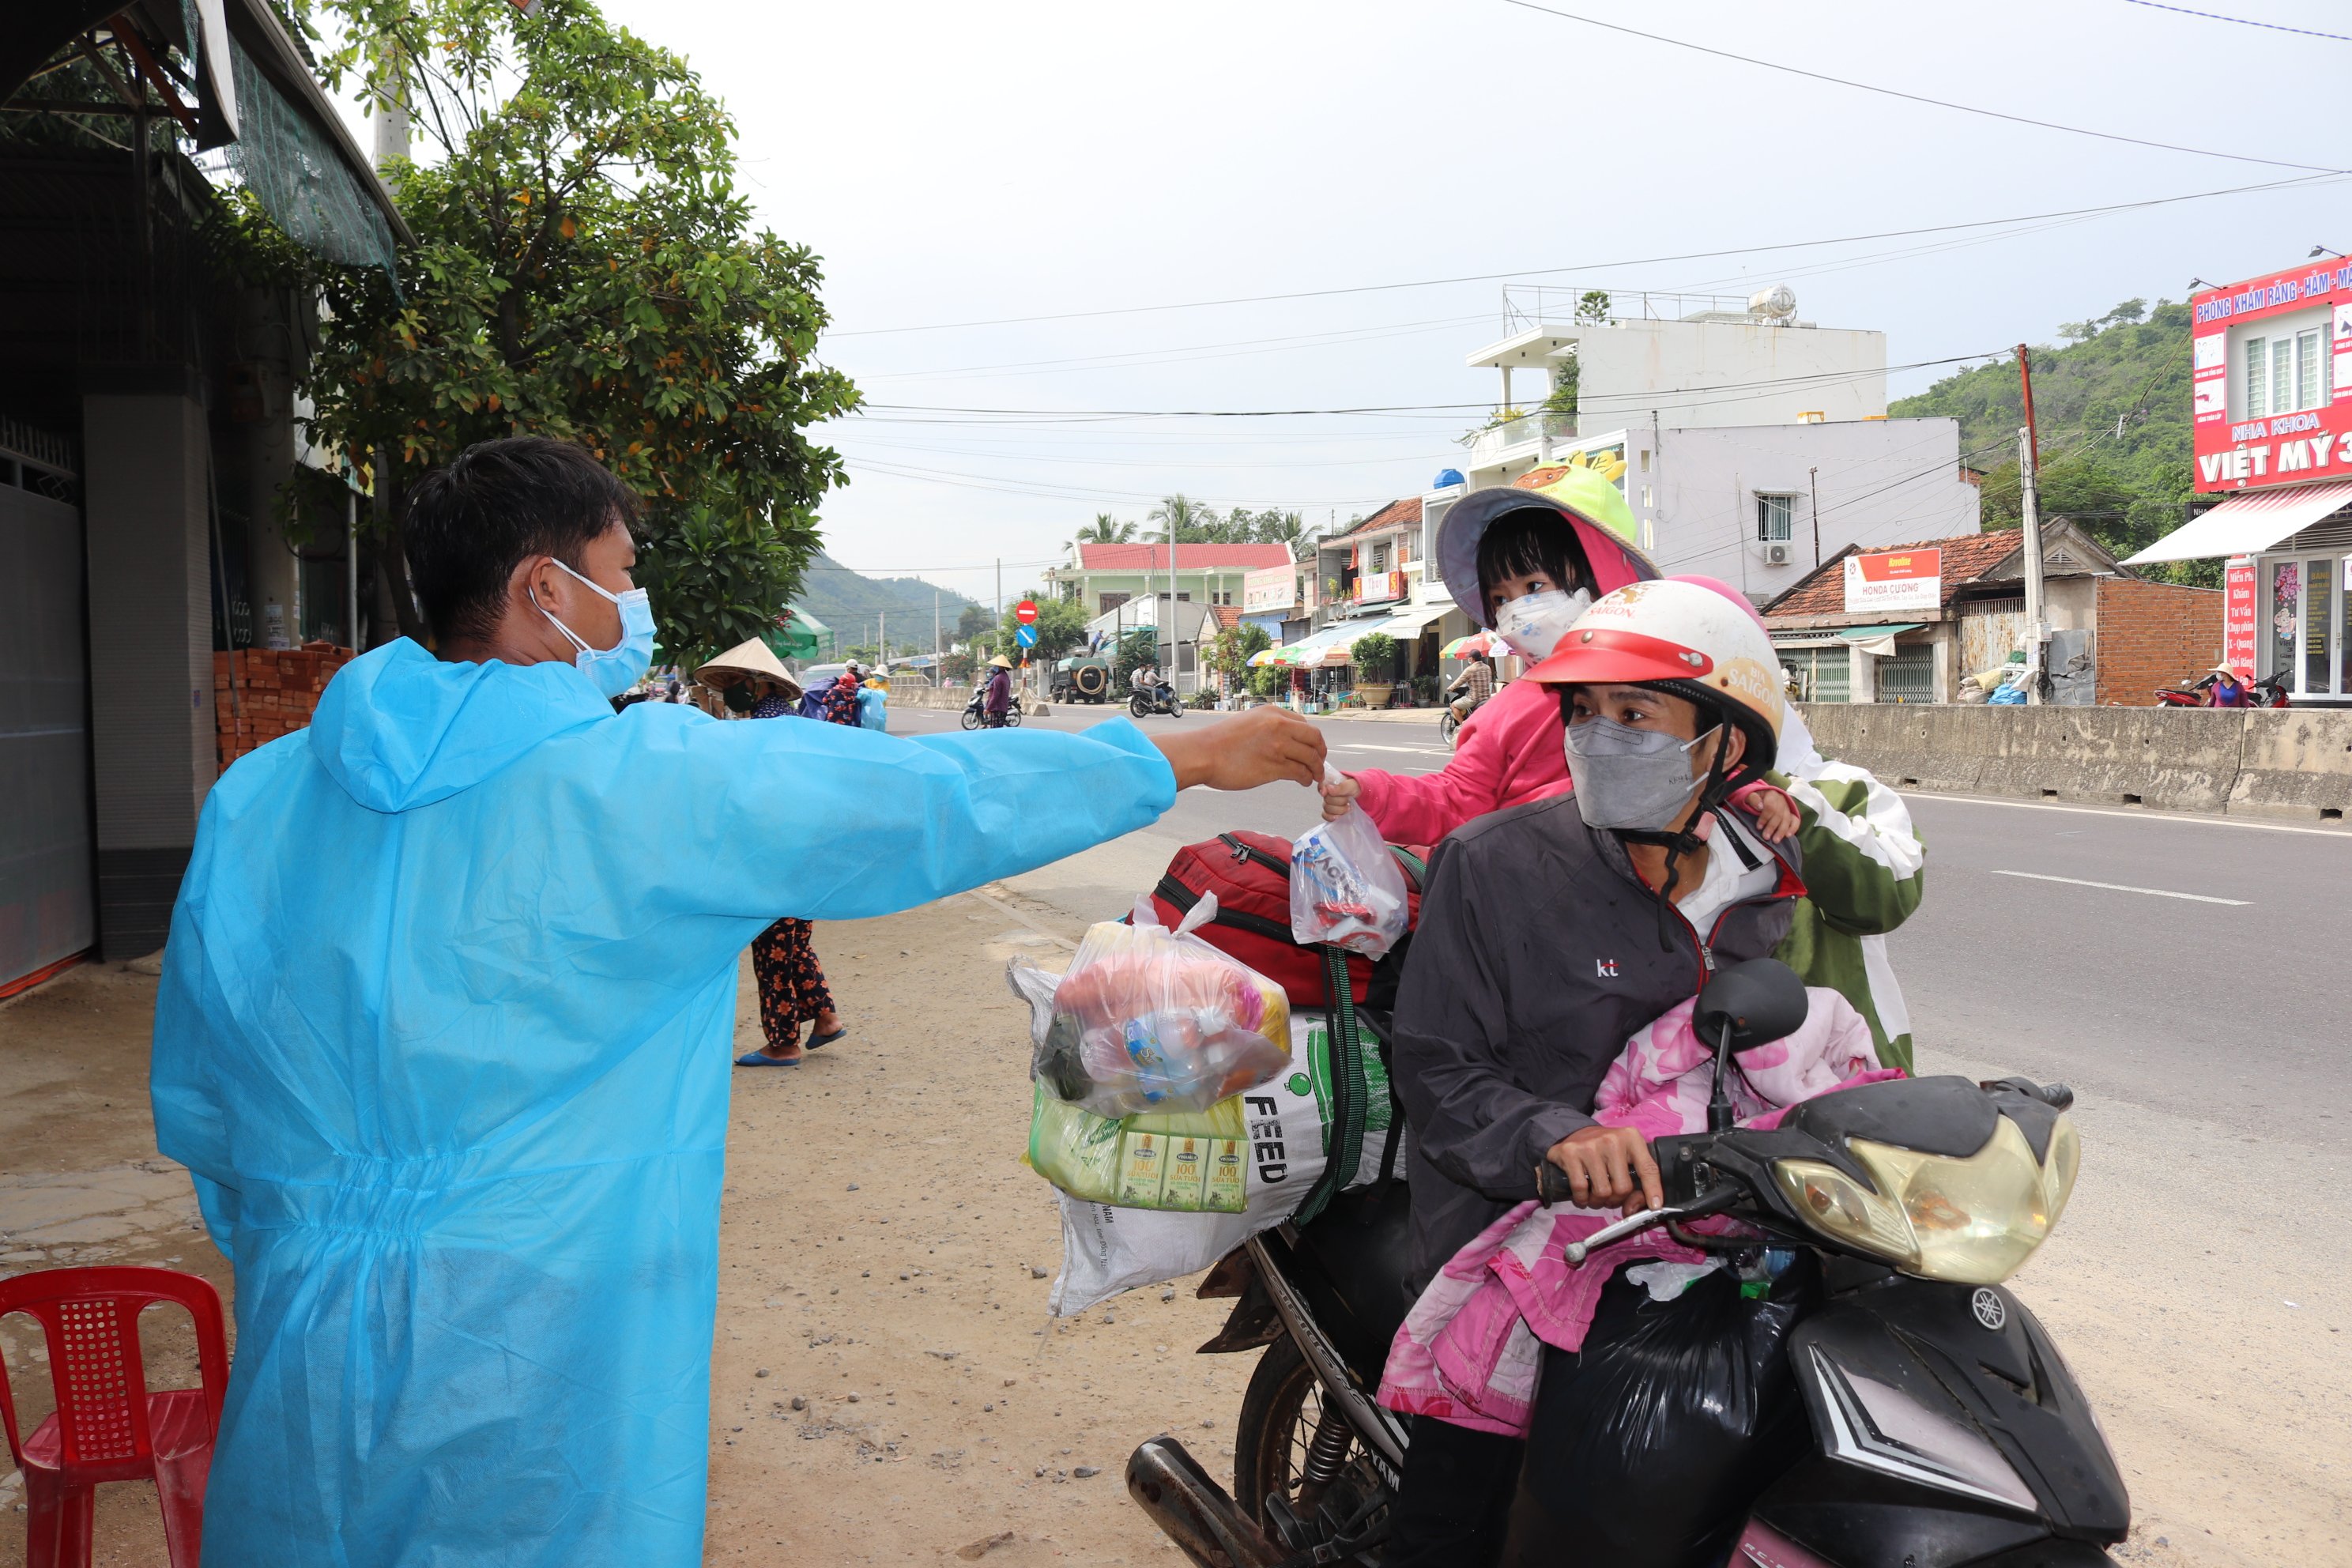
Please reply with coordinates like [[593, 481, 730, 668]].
[[373, 449, 427, 644]]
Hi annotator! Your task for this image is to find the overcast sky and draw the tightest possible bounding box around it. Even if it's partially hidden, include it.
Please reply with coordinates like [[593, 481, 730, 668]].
[[368, 0, 2352, 609]]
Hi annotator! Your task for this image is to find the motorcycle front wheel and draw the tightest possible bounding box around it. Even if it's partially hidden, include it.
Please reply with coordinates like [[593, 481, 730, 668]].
[[1438, 710, 1460, 744], [1234, 1336, 1389, 1549], [959, 708, 981, 730]]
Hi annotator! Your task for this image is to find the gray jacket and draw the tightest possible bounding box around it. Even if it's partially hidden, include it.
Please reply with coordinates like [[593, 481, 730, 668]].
[[1390, 793, 1801, 1286]]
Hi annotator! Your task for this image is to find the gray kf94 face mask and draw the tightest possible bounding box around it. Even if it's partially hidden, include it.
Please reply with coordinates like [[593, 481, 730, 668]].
[[1562, 714, 1716, 831]]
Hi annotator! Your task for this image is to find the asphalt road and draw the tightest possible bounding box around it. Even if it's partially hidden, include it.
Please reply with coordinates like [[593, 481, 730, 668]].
[[897, 703, 2352, 1151]]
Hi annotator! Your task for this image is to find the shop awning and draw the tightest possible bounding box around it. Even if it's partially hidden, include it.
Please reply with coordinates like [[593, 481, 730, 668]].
[[2121, 479, 2352, 564], [1837, 622, 1923, 658], [1369, 602, 1453, 637]]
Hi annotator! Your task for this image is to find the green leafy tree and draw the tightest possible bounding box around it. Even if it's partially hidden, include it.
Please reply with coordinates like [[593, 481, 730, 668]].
[[1890, 299, 2207, 582], [955, 602, 996, 644], [1110, 628, 1158, 688], [293, 0, 857, 661], [1349, 631, 1397, 682], [1146, 492, 1222, 544]]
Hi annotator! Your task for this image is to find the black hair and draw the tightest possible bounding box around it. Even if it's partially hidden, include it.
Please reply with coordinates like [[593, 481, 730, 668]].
[[1474, 503, 1594, 605], [402, 436, 642, 644]]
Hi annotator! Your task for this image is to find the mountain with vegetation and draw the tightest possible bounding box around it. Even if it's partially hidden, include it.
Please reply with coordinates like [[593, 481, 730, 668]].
[[793, 551, 977, 650], [1889, 297, 2207, 583]]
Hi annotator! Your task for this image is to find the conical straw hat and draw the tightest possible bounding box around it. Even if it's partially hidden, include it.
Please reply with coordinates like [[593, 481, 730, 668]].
[[695, 637, 802, 699]]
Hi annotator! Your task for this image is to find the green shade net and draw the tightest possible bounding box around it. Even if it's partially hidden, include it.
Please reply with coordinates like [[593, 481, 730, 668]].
[[184, 0, 401, 285], [762, 606, 830, 662]]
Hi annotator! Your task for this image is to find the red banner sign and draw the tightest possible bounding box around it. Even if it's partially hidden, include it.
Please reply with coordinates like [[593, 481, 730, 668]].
[[2192, 259, 2352, 493], [1841, 548, 1942, 614], [2223, 556, 2257, 676]]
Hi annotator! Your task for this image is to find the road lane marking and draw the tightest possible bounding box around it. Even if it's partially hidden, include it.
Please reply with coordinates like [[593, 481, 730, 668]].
[[1336, 744, 1453, 756], [1990, 870, 2251, 906], [1909, 790, 2351, 839]]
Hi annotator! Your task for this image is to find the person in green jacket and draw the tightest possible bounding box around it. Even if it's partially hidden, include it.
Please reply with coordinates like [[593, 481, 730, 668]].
[[1749, 704, 1924, 1071]]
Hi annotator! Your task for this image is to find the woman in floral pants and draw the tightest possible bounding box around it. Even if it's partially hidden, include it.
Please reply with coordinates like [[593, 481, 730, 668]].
[[696, 643, 853, 1068]]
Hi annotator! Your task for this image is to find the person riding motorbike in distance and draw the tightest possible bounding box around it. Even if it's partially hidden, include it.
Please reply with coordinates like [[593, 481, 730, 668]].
[[1382, 579, 1803, 1566], [983, 653, 1015, 727], [1444, 651, 1496, 728]]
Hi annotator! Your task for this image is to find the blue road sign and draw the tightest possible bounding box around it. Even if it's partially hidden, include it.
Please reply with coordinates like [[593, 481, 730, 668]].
[[1016, 624, 1039, 648]]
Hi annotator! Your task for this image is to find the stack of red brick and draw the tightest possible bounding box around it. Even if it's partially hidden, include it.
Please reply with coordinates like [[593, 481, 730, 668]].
[[215, 643, 355, 768]]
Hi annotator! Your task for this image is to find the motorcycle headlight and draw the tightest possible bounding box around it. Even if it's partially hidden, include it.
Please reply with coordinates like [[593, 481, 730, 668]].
[[1772, 1114, 2079, 1284]]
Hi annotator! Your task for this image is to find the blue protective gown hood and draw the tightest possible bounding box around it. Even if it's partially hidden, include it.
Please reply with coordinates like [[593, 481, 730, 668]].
[[153, 639, 1178, 1566], [308, 638, 613, 812]]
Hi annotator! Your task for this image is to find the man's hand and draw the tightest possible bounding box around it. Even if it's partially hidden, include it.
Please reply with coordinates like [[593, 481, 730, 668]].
[[1544, 1125, 1663, 1214], [1153, 707, 1326, 792], [1320, 771, 1362, 821]]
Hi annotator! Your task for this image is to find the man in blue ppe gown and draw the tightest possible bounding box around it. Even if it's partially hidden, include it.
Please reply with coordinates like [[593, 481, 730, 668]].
[[150, 438, 1326, 1566]]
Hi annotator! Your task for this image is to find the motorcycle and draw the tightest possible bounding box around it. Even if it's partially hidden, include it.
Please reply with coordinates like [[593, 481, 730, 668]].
[[1126, 959, 2125, 1568], [1437, 691, 1487, 746], [960, 686, 1023, 729], [2153, 671, 2288, 708], [1131, 684, 1185, 719]]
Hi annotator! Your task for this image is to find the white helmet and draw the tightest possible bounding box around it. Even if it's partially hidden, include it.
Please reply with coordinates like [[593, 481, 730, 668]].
[[1525, 579, 1785, 786]]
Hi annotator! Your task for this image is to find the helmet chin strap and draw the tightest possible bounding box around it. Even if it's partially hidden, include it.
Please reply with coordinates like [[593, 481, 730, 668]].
[[1615, 727, 1736, 952]]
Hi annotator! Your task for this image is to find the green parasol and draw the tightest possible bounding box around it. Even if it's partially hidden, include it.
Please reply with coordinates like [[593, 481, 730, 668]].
[[762, 605, 831, 662]]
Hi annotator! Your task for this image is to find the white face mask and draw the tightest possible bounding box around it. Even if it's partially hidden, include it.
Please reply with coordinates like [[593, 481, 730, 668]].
[[1493, 587, 1592, 661]]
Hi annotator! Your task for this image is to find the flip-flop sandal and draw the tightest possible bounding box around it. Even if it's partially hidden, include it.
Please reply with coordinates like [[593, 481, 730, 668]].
[[735, 1050, 803, 1067], [806, 1028, 848, 1050]]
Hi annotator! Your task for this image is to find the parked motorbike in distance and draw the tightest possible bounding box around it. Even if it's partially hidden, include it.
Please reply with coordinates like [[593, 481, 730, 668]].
[[1126, 959, 2126, 1568], [2154, 670, 2288, 707], [959, 686, 1023, 729], [1131, 686, 1185, 719]]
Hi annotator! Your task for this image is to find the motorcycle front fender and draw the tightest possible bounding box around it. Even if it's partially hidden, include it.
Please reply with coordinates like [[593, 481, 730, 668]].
[[1753, 1278, 2127, 1568]]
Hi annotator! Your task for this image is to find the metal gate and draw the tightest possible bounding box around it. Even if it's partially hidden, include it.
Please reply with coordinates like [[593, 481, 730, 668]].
[[0, 426, 93, 992], [1875, 644, 1935, 703]]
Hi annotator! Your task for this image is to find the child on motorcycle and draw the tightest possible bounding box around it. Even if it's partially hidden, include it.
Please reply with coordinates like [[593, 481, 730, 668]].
[[1324, 477, 1925, 1070], [1382, 580, 1804, 1566]]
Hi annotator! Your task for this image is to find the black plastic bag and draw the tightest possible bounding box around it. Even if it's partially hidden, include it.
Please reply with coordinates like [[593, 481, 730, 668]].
[[1501, 1261, 1815, 1568]]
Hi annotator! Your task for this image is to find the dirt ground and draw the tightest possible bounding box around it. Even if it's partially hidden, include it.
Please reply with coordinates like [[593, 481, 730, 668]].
[[2, 881, 2343, 1565]]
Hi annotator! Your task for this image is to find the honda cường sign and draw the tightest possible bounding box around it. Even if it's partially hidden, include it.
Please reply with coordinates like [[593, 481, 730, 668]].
[[1842, 548, 1941, 614]]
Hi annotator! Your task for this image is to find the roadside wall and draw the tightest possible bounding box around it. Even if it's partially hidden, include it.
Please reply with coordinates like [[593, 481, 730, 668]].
[[1800, 702, 2352, 820], [2094, 579, 2224, 707]]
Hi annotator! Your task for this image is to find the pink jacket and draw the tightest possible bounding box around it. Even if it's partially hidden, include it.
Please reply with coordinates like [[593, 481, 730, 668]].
[[1376, 988, 1898, 1438], [1351, 677, 1568, 846]]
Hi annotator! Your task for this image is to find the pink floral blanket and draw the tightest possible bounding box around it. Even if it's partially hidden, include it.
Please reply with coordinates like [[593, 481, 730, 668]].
[[1374, 987, 1901, 1437]]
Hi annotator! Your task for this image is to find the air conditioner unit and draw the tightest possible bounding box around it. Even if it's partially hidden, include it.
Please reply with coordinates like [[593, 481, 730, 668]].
[[1764, 542, 1792, 566]]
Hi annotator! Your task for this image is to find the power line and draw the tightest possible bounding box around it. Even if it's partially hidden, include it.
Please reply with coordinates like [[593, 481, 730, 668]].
[[2117, 0, 2352, 42], [1498, 0, 2338, 174], [857, 353, 2000, 422], [824, 170, 2345, 337]]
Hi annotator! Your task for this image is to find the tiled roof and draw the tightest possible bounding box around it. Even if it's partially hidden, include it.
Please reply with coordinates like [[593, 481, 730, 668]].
[[1074, 542, 1295, 571], [1762, 530, 2023, 618], [1210, 605, 1242, 633], [1331, 499, 1422, 540]]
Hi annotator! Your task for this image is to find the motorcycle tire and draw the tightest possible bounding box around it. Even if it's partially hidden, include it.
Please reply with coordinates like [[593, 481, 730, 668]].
[[1233, 1336, 1386, 1544], [1005, 705, 1023, 728], [1131, 695, 1151, 718], [959, 708, 981, 731], [1438, 710, 1460, 745]]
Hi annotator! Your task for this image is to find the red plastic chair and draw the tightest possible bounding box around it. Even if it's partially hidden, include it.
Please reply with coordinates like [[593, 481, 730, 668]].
[[0, 1267, 228, 1568]]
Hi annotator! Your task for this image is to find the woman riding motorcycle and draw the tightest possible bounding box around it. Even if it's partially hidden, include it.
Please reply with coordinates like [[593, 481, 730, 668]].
[[1384, 579, 1801, 1566]]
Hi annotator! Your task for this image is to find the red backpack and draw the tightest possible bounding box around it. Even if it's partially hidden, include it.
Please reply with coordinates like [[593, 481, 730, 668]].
[[1144, 830, 1423, 1008]]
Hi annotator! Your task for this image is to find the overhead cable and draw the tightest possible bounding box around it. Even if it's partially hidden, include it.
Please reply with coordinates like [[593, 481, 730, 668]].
[[1497, 0, 2339, 173]]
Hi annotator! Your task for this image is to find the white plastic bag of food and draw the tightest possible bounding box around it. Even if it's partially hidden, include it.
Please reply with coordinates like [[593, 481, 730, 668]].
[[1046, 1012, 1410, 1315], [1288, 770, 1410, 959]]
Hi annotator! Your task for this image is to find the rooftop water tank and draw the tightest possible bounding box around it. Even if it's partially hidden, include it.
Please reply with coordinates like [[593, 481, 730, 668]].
[[1749, 285, 1798, 322]]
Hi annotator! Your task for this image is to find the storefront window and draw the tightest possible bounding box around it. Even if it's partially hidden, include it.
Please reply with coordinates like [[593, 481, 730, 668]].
[[2308, 560, 2335, 694], [2271, 560, 2299, 681], [2342, 561, 2352, 696]]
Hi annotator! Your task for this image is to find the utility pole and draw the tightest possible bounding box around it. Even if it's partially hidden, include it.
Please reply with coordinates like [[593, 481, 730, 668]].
[[933, 590, 940, 677], [1808, 466, 1822, 568], [878, 609, 886, 669], [2015, 344, 2048, 704]]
